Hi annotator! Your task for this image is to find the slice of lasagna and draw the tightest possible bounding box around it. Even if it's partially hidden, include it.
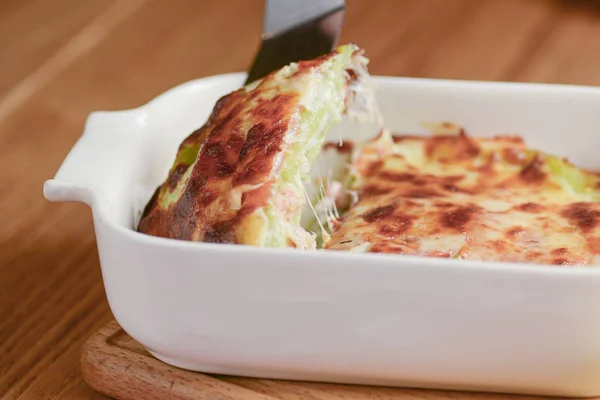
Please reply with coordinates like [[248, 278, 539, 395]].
[[137, 44, 380, 248], [325, 124, 600, 266]]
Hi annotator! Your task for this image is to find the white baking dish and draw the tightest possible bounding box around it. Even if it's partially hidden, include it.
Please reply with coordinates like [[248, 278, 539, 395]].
[[44, 72, 600, 397]]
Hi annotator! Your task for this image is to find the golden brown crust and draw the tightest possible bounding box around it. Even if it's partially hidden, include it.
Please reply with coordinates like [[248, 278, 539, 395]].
[[326, 130, 600, 266], [136, 46, 369, 246], [138, 84, 301, 241]]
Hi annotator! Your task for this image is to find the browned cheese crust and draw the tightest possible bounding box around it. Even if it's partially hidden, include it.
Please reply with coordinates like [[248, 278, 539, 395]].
[[138, 50, 347, 244], [326, 127, 600, 266]]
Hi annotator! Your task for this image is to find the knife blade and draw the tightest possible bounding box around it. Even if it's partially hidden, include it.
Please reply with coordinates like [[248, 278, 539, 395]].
[[244, 0, 346, 85]]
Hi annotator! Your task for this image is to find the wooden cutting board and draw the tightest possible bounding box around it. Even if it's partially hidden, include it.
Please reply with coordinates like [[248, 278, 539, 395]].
[[81, 320, 578, 400]]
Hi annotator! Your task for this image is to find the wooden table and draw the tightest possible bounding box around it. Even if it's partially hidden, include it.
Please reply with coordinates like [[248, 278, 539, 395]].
[[2, 0, 600, 398]]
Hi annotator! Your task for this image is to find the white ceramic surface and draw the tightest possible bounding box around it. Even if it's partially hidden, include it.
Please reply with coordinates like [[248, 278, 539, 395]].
[[44, 72, 600, 397]]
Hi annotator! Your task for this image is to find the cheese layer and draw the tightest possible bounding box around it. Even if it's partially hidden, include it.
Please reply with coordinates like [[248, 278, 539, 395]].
[[137, 44, 379, 248], [325, 125, 600, 266]]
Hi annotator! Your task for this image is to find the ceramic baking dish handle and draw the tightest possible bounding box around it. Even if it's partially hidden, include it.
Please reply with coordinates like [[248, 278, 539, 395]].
[[43, 109, 143, 207]]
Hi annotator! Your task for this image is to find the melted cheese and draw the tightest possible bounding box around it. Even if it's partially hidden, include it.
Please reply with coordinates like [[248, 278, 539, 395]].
[[137, 44, 380, 248], [325, 126, 600, 266]]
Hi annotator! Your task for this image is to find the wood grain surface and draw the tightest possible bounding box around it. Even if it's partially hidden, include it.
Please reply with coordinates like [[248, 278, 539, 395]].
[[2, 0, 600, 398]]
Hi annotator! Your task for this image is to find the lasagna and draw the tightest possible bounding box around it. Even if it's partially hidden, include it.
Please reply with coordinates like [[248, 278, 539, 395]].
[[137, 44, 380, 248], [137, 43, 600, 266], [324, 124, 600, 266]]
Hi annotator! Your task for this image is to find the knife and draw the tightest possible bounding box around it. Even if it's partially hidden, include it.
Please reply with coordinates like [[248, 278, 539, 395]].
[[244, 0, 346, 85]]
